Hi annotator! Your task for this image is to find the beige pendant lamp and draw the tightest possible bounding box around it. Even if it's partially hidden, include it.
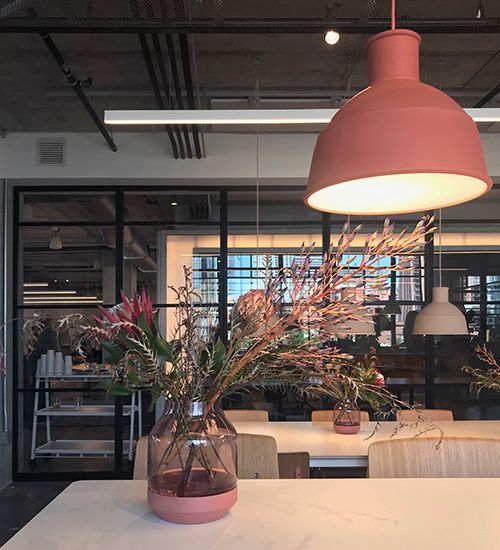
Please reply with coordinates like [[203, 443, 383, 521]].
[[335, 288, 375, 336], [304, 0, 491, 215], [413, 211, 468, 336]]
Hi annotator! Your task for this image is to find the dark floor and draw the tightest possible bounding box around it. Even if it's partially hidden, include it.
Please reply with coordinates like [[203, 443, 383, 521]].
[[0, 481, 70, 547]]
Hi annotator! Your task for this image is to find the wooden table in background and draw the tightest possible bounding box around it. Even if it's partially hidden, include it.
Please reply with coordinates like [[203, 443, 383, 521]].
[[232, 420, 500, 467]]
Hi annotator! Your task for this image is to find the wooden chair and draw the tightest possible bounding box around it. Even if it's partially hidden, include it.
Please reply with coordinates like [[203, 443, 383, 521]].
[[237, 433, 279, 479], [136, 432, 308, 481], [278, 452, 310, 479], [224, 409, 269, 422], [368, 437, 500, 478], [396, 409, 454, 422], [311, 409, 370, 423], [133, 436, 148, 480]]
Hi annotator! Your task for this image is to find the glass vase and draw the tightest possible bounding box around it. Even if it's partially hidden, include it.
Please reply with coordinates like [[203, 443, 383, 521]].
[[333, 400, 361, 434], [147, 400, 238, 524]]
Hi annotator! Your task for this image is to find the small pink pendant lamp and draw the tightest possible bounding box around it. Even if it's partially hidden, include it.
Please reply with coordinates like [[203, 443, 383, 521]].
[[305, 0, 492, 215]]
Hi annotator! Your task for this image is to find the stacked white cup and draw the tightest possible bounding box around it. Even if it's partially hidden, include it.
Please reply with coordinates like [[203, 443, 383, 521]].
[[64, 355, 73, 376], [40, 354, 47, 377], [55, 352, 64, 376], [46, 350, 55, 376]]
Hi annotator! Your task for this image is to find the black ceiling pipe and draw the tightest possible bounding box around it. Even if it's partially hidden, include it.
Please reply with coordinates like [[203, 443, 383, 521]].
[[462, 49, 500, 90], [138, 33, 181, 159], [40, 33, 117, 152], [474, 82, 500, 107], [164, 32, 202, 158], [151, 34, 192, 159], [179, 34, 202, 159], [165, 34, 202, 159]]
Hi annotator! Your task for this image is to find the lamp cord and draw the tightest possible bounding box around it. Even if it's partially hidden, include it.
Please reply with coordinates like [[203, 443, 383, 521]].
[[439, 208, 442, 287], [255, 56, 260, 287], [391, 0, 396, 30]]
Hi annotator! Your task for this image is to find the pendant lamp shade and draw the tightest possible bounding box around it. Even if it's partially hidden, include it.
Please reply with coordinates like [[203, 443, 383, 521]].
[[338, 317, 376, 336], [383, 302, 401, 315], [305, 29, 492, 215], [49, 227, 62, 250], [413, 287, 468, 335], [326, 289, 375, 336]]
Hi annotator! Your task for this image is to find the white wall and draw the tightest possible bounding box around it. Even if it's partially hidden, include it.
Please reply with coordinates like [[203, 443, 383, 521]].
[[1, 131, 500, 183], [0, 132, 314, 183]]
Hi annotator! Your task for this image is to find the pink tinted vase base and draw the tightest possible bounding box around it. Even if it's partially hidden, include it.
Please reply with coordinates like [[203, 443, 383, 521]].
[[148, 486, 238, 524], [333, 423, 361, 435]]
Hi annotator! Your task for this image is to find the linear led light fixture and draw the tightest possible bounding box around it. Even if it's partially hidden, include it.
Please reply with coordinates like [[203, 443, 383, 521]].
[[24, 290, 78, 295], [24, 300, 102, 304], [23, 282, 49, 287], [24, 296, 100, 301], [104, 108, 500, 126], [24, 300, 103, 305]]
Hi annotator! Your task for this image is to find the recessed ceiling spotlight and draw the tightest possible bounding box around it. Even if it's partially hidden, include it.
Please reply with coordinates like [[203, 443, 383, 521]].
[[325, 30, 340, 46], [171, 201, 178, 206]]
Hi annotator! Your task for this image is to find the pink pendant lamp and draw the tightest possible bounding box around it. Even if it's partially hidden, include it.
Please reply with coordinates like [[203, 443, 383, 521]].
[[305, 1, 492, 215]]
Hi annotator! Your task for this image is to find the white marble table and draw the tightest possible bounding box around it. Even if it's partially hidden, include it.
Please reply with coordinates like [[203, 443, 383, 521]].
[[4, 479, 499, 549], [232, 420, 500, 467]]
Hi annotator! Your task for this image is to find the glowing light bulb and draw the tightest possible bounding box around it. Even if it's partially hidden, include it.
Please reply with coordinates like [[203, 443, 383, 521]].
[[325, 30, 340, 46]]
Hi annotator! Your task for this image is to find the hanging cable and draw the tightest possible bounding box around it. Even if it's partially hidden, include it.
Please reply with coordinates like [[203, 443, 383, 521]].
[[254, 56, 261, 287], [391, 0, 396, 30], [439, 208, 443, 287]]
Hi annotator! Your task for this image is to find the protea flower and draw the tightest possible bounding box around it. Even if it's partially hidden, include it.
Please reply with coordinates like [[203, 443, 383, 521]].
[[96, 289, 157, 337], [371, 369, 385, 387], [232, 289, 279, 336]]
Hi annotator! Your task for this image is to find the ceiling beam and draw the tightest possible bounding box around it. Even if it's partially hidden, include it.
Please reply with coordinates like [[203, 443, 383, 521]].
[[2, 18, 500, 34]]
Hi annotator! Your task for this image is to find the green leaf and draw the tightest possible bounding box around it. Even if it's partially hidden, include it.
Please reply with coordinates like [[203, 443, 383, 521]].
[[108, 382, 134, 396], [94, 379, 113, 392], [154, 338, 174, 362], [127, 371, 141, 386], [94, 380, 133, 395], [101, 341, 124, 365], [212, 337, 226, 370], [148, 384, 162, 412], [137, 311, 154, 341]]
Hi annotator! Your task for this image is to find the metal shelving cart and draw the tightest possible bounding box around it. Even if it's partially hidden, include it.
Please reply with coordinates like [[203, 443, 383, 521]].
[[30, 372, 143, 465]]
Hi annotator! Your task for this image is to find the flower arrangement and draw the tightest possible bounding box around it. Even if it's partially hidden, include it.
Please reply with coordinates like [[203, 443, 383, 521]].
[[78, 219, 434, 418], [12, 217, 444, 522]]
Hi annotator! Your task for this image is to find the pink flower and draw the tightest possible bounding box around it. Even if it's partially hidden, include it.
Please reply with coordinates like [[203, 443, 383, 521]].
[[96, 290, 157, 336], [372, 370, 385, 387]]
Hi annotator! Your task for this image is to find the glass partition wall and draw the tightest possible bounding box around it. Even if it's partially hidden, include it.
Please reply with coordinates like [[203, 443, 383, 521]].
[[11, 185, 500, 480]]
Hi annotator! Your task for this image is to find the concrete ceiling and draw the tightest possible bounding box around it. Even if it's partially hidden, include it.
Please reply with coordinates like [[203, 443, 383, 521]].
[[1, 1, 500, 133]]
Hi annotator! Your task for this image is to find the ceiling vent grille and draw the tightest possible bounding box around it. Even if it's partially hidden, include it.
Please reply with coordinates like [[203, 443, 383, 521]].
[[36, 138, 66, 166]]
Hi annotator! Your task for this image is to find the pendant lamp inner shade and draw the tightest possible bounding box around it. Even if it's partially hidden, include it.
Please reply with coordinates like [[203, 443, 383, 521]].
[[304, 29, 492, 215], [413, 287, 468, 335]]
